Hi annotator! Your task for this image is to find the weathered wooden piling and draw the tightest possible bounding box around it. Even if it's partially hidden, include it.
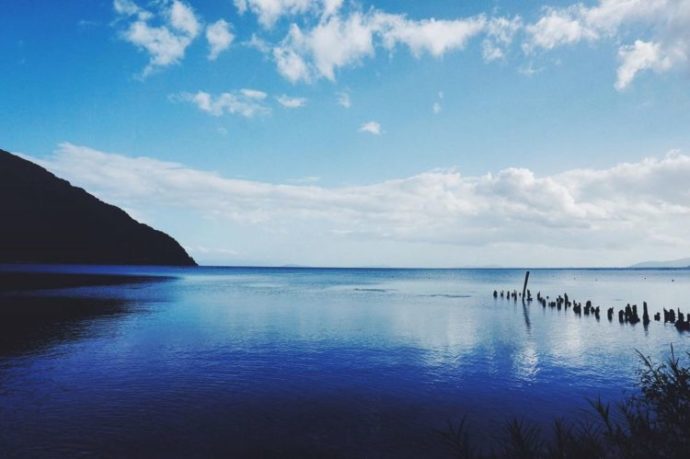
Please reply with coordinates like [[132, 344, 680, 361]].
[[489, 281, 679, 332], [522, 271, 530, 300]]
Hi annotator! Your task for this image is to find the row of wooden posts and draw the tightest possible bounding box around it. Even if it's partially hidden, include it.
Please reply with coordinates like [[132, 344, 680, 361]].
[[492, 271, 690, 332]]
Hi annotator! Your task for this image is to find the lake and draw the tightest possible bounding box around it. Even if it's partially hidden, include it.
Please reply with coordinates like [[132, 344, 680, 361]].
[[0, 266, 688, 457]]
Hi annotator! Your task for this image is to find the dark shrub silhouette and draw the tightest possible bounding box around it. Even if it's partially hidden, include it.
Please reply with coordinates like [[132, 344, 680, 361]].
[[439, 346, 690, 458]]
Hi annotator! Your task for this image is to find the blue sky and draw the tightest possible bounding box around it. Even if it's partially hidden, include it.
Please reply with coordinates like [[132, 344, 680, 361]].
[[2, 0, 690, 267]]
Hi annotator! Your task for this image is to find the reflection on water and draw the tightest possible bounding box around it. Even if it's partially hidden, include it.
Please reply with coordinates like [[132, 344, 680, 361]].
[[0, 295, 129, 358], [0, 267, 688, 457]]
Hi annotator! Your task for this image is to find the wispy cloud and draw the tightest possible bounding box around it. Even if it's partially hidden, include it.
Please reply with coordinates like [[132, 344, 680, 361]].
[[234, 0, 342, 29], [432, 91, 443, 114], [359, 121, 381, 135], [336, 91, 351, 108], [172, 89, 270, 117], [276, 94, 307, 108]]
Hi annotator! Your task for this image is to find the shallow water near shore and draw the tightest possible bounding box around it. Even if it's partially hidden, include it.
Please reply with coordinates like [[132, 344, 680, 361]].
[[1, 266, 689, 457]]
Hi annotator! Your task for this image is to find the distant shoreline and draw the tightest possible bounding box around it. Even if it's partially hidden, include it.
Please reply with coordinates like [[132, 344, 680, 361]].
[[1, 263, 688, 277]]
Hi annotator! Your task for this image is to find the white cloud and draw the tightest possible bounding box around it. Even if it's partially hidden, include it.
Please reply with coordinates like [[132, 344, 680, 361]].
[[113, 0, 150, 19], [234, 0, 248, 15], [174, 90, 270, 117], [273, 12, 377, 82], [336, 91, 351, 108], [124, 22, 193, 76], [111, 1, 689, 90], [240, 88, 268, 99], [206, 19, 234, 60], [482, 40, 505, 61], [377, 14, 488, 58], [615, 40, 673, 90], [113, 0, 201, 76], [481, 17, 522, 61], [525, 0, 690, 89], [518, 62, 543, 77], [169, 0, 200, 37], [27, 143, 690, 266], [433, 91, 443, 114], [276, 94, 307, 108], [234, 0, 342, 28], [268, 7, 520, 83], [524, 6, 596, 51], [359, 121, 381, 135], [273, 34, 312, 82]]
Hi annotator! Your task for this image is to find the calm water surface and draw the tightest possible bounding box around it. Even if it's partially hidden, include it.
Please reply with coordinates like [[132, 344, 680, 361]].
[[1, 266, 689, 457]]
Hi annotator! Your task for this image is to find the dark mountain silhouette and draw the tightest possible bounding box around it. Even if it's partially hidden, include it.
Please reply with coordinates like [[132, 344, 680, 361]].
[[0, 148, 196, 266]]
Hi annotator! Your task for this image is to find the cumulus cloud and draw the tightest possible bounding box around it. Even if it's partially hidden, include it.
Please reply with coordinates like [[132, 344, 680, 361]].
[[273, 12, 377, 82], [615, 40, 673, 90], [173, 90, 270, 117], [359, 121, 381, 135], [276, 94, 307, 108], [267, 7, 520, 82], [113, 0, 201, 76], [376, 14, 488, 58], [206, 19, 234, 60], [524, 6, 596, 51], [525, 0, 690, 89], [27, 144, 690, 261], [169, 0, 200, 36]]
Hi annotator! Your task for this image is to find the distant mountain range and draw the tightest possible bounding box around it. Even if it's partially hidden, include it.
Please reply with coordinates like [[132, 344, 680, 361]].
[[629, 257, 690, 268], [0, 148, 196, 266]]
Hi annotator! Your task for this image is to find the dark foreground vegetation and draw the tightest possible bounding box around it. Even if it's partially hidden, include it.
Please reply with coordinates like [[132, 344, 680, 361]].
[[438, 347, 690, 459]]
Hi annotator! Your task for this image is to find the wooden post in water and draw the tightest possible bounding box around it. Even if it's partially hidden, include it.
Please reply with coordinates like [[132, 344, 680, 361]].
[[522, 271, 530, 300]]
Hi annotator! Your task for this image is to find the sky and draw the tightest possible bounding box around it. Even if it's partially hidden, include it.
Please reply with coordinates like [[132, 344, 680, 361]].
[[1, 0, 690, 267]]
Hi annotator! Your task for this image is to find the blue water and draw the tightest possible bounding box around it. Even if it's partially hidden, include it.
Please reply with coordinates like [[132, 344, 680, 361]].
[[0, 266, 689, 457]]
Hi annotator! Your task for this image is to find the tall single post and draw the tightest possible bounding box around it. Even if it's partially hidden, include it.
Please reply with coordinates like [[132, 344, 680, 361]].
[[522, 271, 530, 299]]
